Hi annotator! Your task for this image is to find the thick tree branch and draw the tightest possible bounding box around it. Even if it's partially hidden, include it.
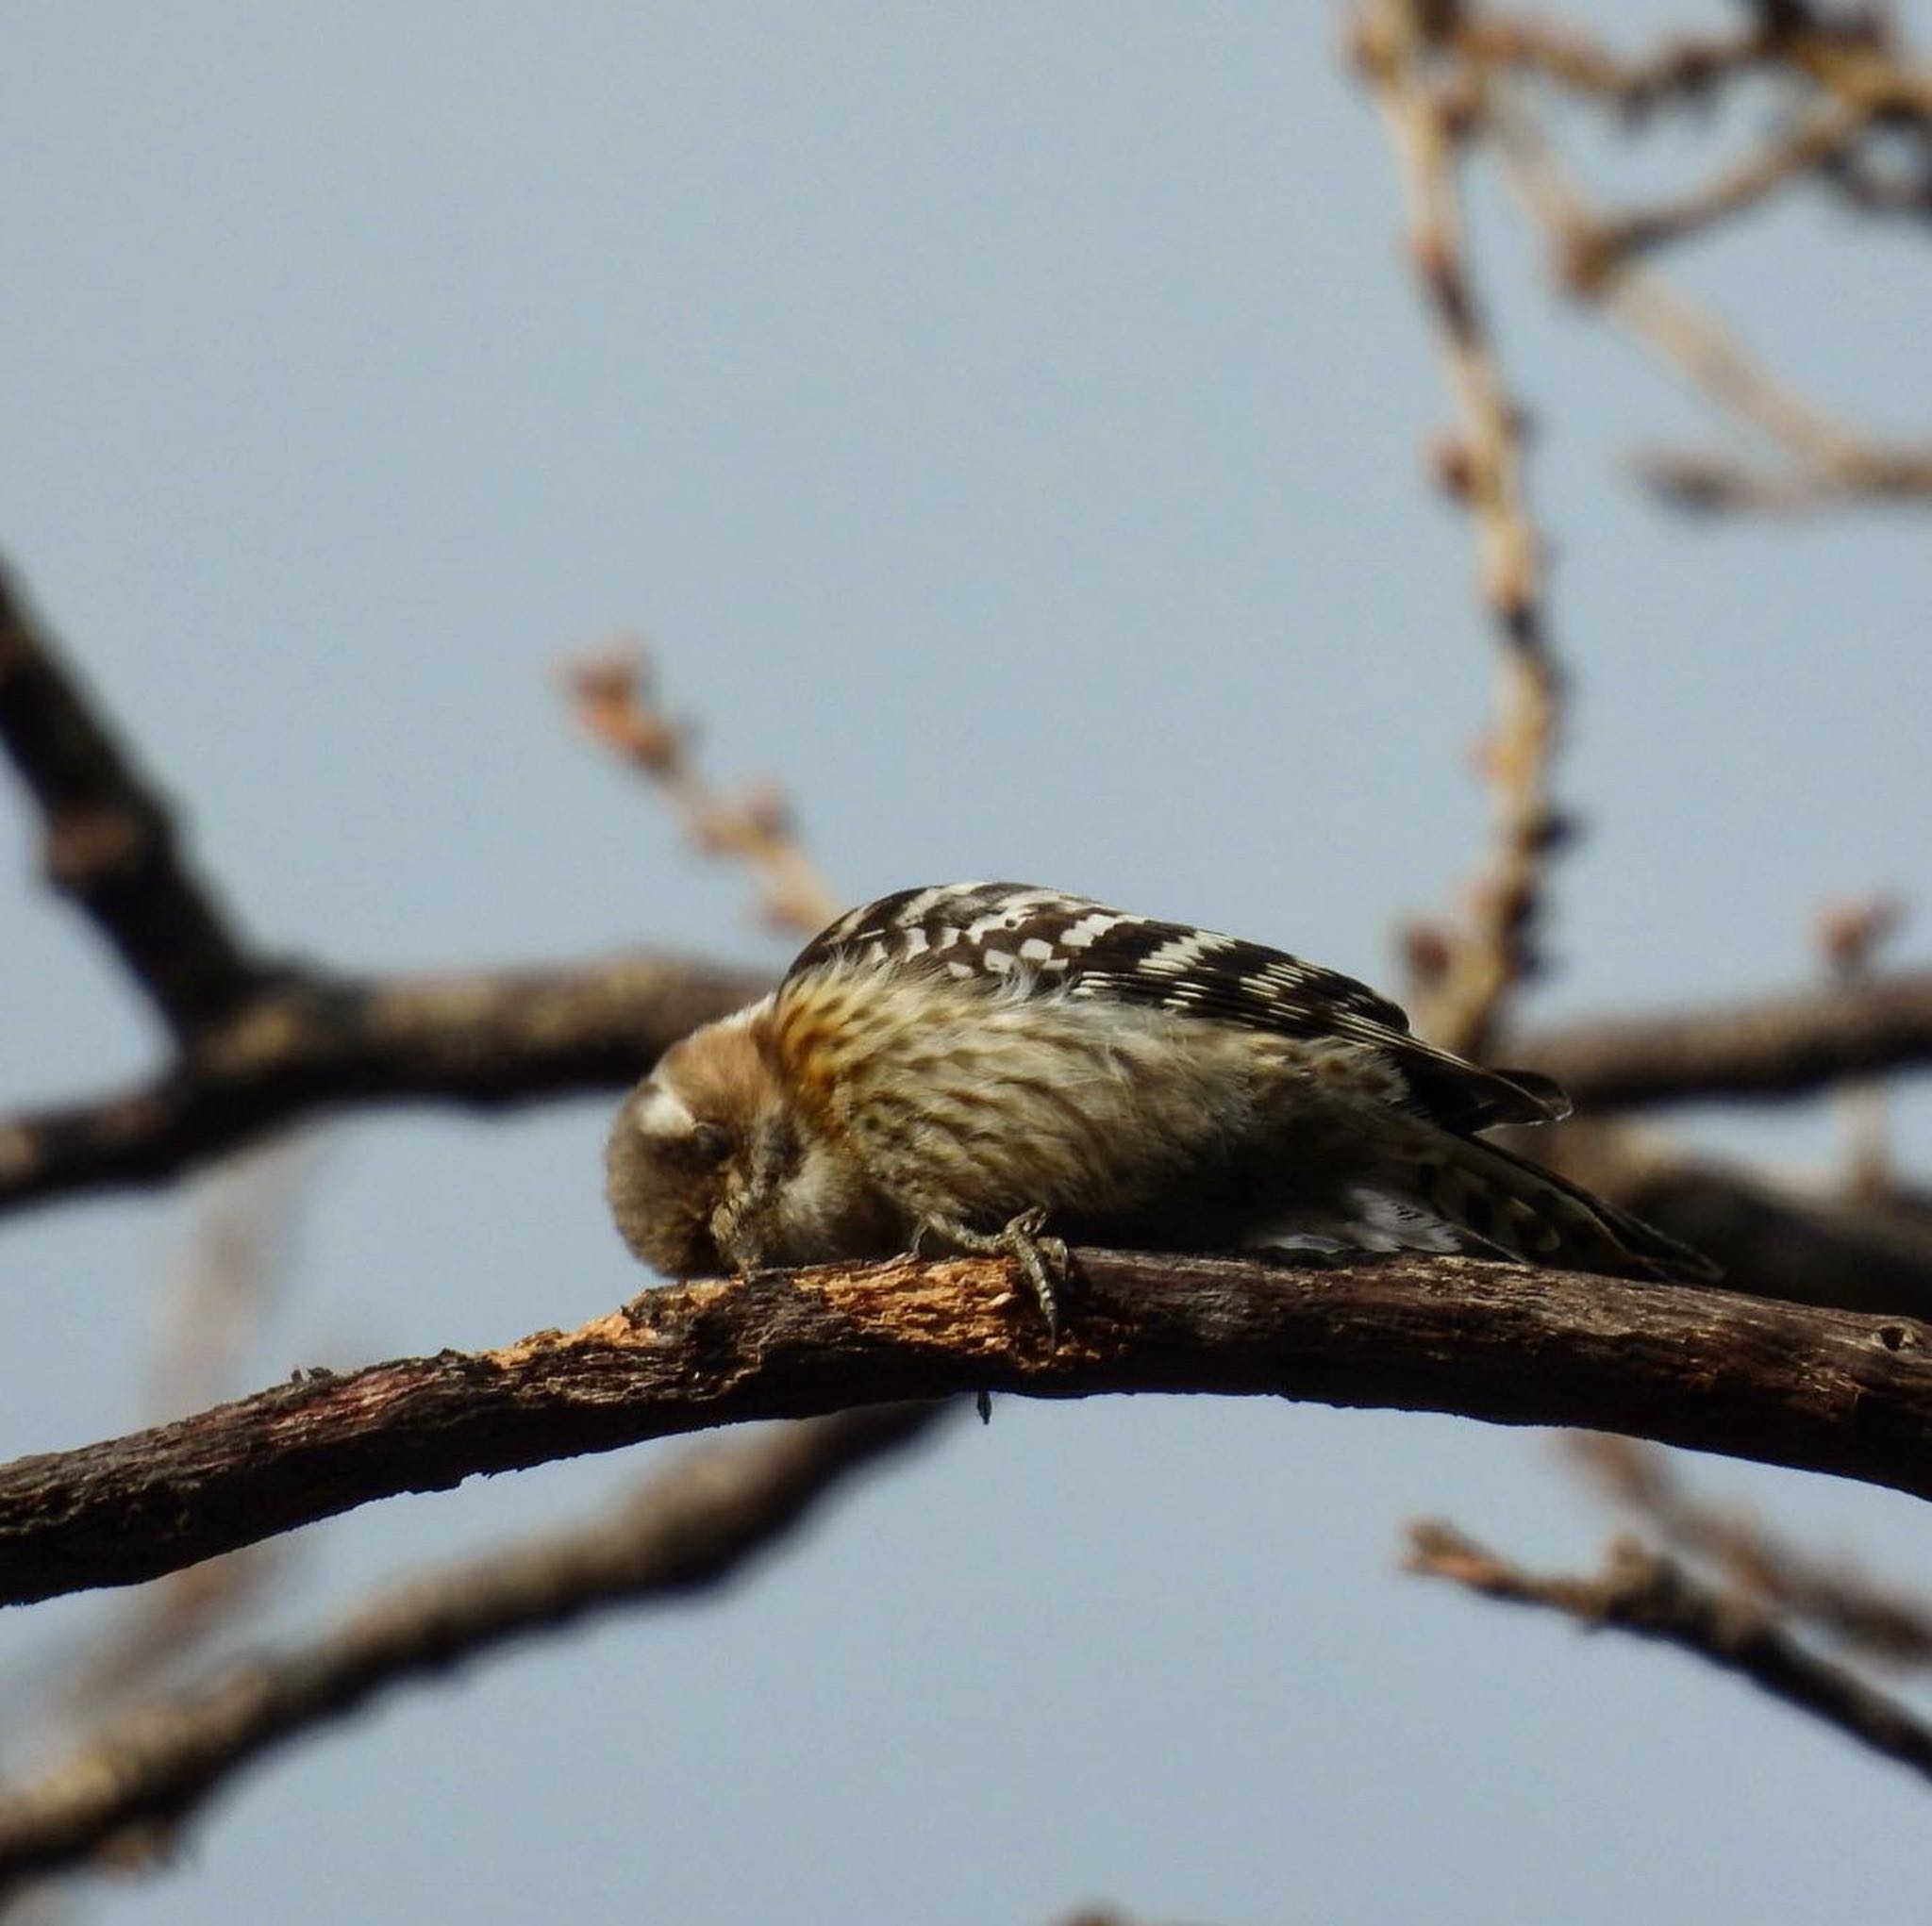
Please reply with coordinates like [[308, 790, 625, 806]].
[[1407, 1523, 1932, 1785], [0, 1403, 944, 1897], [0, 568, 264, 1040], [1522, 971, 1932, 1112], [5, 1252, 1932, 1610], [0, 954, 769, 1215]]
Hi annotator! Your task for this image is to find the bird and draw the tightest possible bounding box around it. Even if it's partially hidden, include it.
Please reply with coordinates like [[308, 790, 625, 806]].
[[605, 881, 1716, 1337]]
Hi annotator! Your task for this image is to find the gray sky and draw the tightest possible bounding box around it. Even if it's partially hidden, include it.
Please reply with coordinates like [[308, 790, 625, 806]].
[[4, 7, 1931, 1922]]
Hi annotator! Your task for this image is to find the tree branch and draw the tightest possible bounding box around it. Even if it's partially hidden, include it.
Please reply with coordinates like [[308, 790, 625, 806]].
[[0, 953, 769, 1216], [1564, 1435, 1932, 1667], [566, 644, 841, 939], [0, 567, 264, 1040], [1457, 16, 1764, 115], [1407, 1523, 1932, 1785], [1491, 84, 1932, 514], [1521, 971, 1932, 1112], [1356, 0, 1571, 1058], [1578, 97, 1867, 264], [5, 1251, 1932, 1609], [1590, 1146, 1932, 1320], [1466, 4, 1932, 125], [0, 1403, 945, 1897]]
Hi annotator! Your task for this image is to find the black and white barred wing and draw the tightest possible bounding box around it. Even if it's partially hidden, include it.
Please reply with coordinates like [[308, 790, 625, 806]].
[[788, 882, 1569, 1135]]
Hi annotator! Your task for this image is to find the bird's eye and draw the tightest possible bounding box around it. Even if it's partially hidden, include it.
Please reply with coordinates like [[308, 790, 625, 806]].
[[689, 1121, 734, 1165]]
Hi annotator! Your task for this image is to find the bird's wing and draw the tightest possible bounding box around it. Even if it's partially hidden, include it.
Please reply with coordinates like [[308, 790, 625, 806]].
[[787, 882, 1569, 1134]]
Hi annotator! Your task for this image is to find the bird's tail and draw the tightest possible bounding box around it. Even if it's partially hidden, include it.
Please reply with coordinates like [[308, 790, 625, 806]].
[[1248, 1114, 1720, 1284]]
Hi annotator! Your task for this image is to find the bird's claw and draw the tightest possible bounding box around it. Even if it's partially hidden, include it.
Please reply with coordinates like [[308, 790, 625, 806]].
[[920, 1207, 1070, 1348], [1002, 1207, 1069, 1348]]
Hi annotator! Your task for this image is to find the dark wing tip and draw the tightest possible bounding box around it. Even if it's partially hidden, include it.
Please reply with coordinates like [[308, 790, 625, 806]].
[[1656, 1243, 1726, 1284], [1601, 1220, 1724, 1286], [1490, 1066, 1573, 1124], [1396, 1051, 1573, 1134]]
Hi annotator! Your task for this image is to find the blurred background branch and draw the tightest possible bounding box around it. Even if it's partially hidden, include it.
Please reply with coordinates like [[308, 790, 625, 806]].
[[0, 1405, 945, 1901], [1357, 0, 1572, 1060], [1406, 1520, 1932, 1784]]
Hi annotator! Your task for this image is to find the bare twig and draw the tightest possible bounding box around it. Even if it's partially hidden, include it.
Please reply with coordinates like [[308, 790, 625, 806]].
[[1456, 17, 1764, 117], [1365, 8, 1932, 511], [1492, 87, 1932, 511], [1617, 274, 1932, 510], [1774, 8, 1932, 125], [1356, 0, 1572, 1058], [1565, 1436, 1932, 1667], [5, 1250, 1932, 1608], [567, 645, 841, 938], [0, 567, 264, 1040], [0, 1404, 946, 1897], [1465, 6, 1932, 124], [1583, 98, 1868, 262], [1817, 140, 1932, 223], [1634, 431, 1932, 510], [1407, 1521, 1932, 1784]]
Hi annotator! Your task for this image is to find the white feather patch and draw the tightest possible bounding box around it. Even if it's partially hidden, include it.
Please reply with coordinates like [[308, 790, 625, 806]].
[[632, 1084, 698, 1139], [1243, 1187, 1464, 1256]]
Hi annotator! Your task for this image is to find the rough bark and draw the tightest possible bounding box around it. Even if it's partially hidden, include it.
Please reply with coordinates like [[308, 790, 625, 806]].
[[4, 1250, 1930, 1609]]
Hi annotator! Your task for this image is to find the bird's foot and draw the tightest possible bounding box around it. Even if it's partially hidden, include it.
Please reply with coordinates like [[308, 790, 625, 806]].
[[920, 1206, 1069, 1348]]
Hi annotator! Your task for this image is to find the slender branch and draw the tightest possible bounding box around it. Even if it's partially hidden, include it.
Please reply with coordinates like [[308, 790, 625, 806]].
[[1583, 98, 1868, 263], [0, 953, 769, 1216], [1493, 91, 1932, 511], [1464, 5, 1932, 124], [1356, 0, 1571, 1057], [1413, 8, 1932, 513], [1817, 141, 1932, 224], [1614, 274, 1932, 508], [566, 645, 841, 939], [0, 567, 264, 1039], [1456, 17, 1765, 116], [0, 1404, 944, 1897], [1520, 971, 1932, 1112], [1774, 8, 1932, 125], [6, 1251, 1932, 1609], [1407, 1523, 1932, 1785], [1634, 444, 1932, 514], [1565, 1436, 1932, 1666]]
